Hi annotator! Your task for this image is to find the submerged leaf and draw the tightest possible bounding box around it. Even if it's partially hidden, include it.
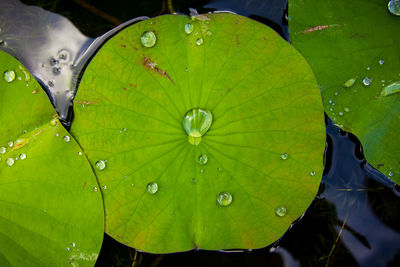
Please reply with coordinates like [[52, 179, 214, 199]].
[[0, 50, 104, 266], [290, 0, 400, 184], [71, 13, 325, 253]]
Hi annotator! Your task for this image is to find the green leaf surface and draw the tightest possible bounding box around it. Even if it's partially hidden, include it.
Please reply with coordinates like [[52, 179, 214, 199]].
[[0, 50, 104, 266], [289, 0, 400, 183], [71, 13, 325, 253]]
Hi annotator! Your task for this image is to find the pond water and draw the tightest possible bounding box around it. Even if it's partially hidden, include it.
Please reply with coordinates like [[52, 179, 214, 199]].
[[1, 0, 399, 266]]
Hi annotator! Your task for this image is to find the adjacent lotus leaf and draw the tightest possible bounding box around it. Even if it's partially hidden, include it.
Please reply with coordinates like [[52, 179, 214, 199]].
[[71, 13, 325, 253], [289, 0, 400, 183], [0, 50, 104, 266]]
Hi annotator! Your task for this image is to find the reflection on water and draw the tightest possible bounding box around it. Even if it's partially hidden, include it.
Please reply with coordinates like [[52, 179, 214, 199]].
[[1, 0, 399, 266]]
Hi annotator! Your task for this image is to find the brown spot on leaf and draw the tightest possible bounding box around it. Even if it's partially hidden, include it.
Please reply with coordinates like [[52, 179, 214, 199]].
[[134, 47, 138, 51], [236, 36, 240, 46], [350, 33, 358, 39], [32, 89, 39, 94], [120, 44, 126, 48], [303, 25, 330, 34], [142, 56, 175, 84], [129, 83, 136, 88], [83, 181, 87, 188]]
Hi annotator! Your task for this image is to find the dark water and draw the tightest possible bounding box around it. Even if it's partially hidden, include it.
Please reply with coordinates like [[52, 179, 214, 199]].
[[3, 0, 399, 266]]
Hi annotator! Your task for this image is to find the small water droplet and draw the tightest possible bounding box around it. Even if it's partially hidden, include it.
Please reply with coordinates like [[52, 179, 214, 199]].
[[217, 167, 222, 173], [7, 141, 13, 147], [182, 108, 212, 145], [344, 107, 350, 112], [185, 67, 189, 72], [388, 171, 393, 177], [19, 153, 26, 160], [48, 80, 55, 87], [366, 66, 371, 71], [217, 192, 233, 207], [388, 0, 400, 16], [275, 206, 287, 217], [95, 160, 106, 171], [184, 23, 194, 34], [0, 147, 6, 154], [200, 169, 204, 173], [57, 49, 70, 62], [338, 111, 344, 116], [50, 57, 59, 66], [198, 154, 208, 165], [0, 40, 6, 47], [281, 153, 288, 160], [122, 128, 127, 132], [192, 177, 197, 184], [196, 38, 204, 46], [63, 135, 70, 142], [66, 247, 70, 251], [329, 99, 333, 104], [146, 182, 158, 194], [310, 171, 316, 176], [379, 59, 385, 65], [52, 67, 61, 75], [329, 108, 333, 111], [334, 91, 339, 96], [93, 186, 98, 192], [3, 70, 15, 82], [55, 133, 59, 137], [141, 31, 157, 48], [78, 151, 82, 156], [71, 242, 75, 247], [103, 185, 107, 190], [6, 158, 14, 166], [363, 77, 372, 86]]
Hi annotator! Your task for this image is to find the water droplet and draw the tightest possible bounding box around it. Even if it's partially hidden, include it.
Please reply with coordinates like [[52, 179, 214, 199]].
[[363, 77, 372, 86], [93, 186, 98, 192], [381, 81, 400, 96], [388, 171, 393, 177], [329, 108, 333, 111], [334, 91, 339, 96], [344, 107, 350, 112], [52, 67, 61, 75], [185, 67, 189, 72], [281, 153, 288, 160], [103, 185, 107, 190], [141, 31, 157, 48], [122, 128, 127, 132], [57, 49, 70, 62], [19, 153, 26, 160], [55, 133, 59, 137], [217, 167, 222, 173], [338, 111, 344, 116], [310, 171, 316, 176], [366, 66, 371, 71], [182, 108, 212, 145], [329, 99, 333, 104], [48, 80, 55, 87], [200, 169, 204, 173], [184, 23, 194, 34], [275, 206, 287, 217], [0, 40, 6, 47], [6, 158, 14, 166], [63, 135, 70, 142], [146, 182, 158, 194], [192, 177, 197, 184], [66, 247, 70, 251], [196, 38, 204, 46], [217, 192, 233, 207], [95, 160, 106, 171], [388, 0, 400, 16], [78, 151, 82, 156], [0, 147, 6, 154], [7, 141, 13, 147], [3, 70, 15, 82], [379, 59, 385, 65], [198, 154, 208, 165], [344, 77, 357, 88], [50, 57, 59, 66]]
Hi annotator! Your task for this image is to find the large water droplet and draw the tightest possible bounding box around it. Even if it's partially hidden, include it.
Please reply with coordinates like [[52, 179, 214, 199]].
[[0, 147, 6, 154], [363, 77, 372, 86], [275, 206, 287, 217], [141, 31, 157, 48], [184, 23, 194, 34], [182, 108, 212, 145], [6, 158, 14, 166], [146, 182, 158, 194], [196, 38, 204, 46], [198, 154, 208, 165], [344, 77, 356, 88], [380, 81, 400, 96], [388, 0, 400, 16], [281, 153, 288, 160], [95, 160, 106, 171], [217, 192, 233, 207], [4, 70, 15, 82]]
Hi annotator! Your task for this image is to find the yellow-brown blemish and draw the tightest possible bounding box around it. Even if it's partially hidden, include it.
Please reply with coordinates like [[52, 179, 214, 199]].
[[142, 56, 175, 84]]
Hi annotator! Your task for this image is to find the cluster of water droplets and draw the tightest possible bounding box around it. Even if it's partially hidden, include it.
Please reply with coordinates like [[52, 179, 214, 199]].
[[388, 0, 400, 16], [1, 140, 27, 167]]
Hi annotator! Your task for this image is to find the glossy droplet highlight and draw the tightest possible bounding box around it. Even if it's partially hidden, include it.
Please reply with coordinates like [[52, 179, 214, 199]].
[[344, 77, 356, 88], [379, 59, 385, 65], [275, 206, 287, 217], [388, 171, 393, 177], [0, 147, 6, 154], [146, 182, 158, 194], [281, 153, 288, 160], [380, 81, 400, 96], [4, 70, 15, 82], [63, 135, 70, 142], [141, 31, 156, 48], [196, 38, 204, 46], [6, 158, 14, 166], [344, 107, 350, 112], [198, 154, 208, 165], [363, 77, 372, 86], [338, 111, 344, 116], [184, 23, 194, 34], [310, 171, 316, 176], [388, 0, 400, 16], [182, 108, 213, 145], [95, 160, 106, 171], [217, 192, 233, 207], [93, 186, 98, 192], [19, 153, 26, 160]]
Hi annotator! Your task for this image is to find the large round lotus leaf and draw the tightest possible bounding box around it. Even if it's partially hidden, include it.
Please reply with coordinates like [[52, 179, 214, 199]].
[[71, 13, 325, 253], [289, 0, 400, 183], [0, 50, 104, 266]]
